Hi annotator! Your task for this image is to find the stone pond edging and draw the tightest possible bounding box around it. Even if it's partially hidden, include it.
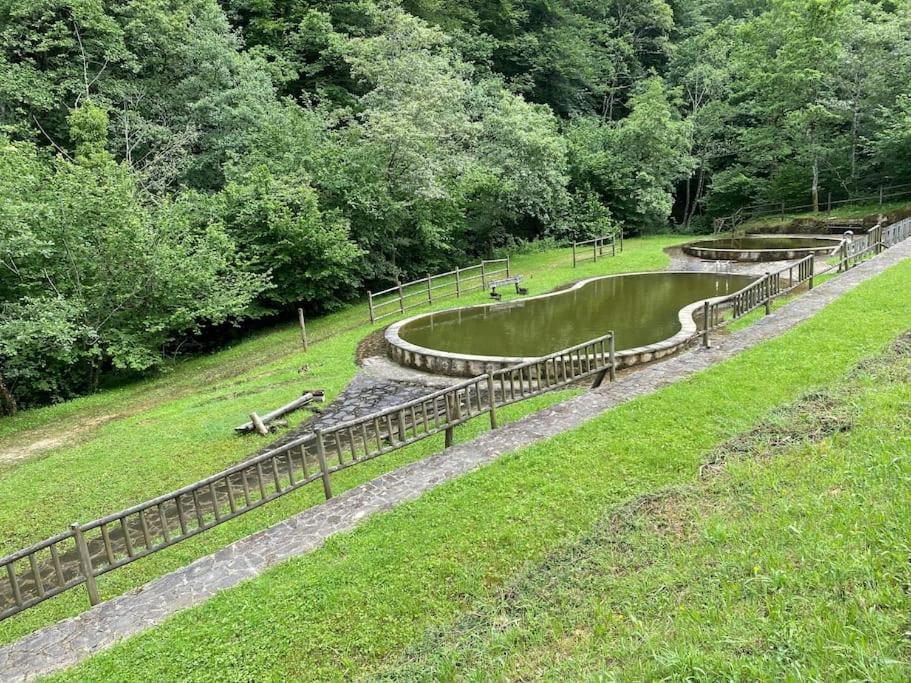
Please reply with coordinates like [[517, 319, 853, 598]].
[[2, 240, 910, 682], [682, 234, 842, 262], [385, 270, 758, 377]]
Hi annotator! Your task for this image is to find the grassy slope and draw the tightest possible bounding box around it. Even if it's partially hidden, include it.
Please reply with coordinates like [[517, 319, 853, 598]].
[[370, 340, 911, 681], [52, 258, 911, 680], [0, 235, 686, 645]]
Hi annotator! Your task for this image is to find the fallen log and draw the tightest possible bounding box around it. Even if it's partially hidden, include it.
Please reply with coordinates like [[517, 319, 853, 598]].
[[235, 391, 324, 434]]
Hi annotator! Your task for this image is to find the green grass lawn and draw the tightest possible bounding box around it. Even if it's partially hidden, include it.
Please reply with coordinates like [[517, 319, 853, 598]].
[[0, 235, 687, 645], [369, 337, 911, 681], [50, 257, 911, 681]]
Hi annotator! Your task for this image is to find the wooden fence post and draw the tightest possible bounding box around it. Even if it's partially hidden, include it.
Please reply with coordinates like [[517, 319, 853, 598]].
[[444, 393, 454, 448], [314, 431, 333, 500], [808, 257, 814, 290], [368, 292, 375, 324], [609, 333, 616, 382], [398, 283, 405, 313], [480, 262, 486, 290], [506, 257, 510, 277], [397, 409, 407, 442], [702, 301, 711, 348], [71, 523, 100, 607], [297, 308, 308, 350], [764, 273, 772, 315], [572, 242, 577, 268], [486, 375, 497, 430], [427, 275, 433, 304], [455, 266, 461, 297]]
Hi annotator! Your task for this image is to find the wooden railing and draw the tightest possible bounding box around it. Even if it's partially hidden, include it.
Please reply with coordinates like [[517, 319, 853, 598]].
[[492, 335, 616, 407], [714, 182, 911, 230], [571, 233, 622, 267], [0, 333, 615, 622], [367, 259, 510, 323], [700, 217, 910, 347]]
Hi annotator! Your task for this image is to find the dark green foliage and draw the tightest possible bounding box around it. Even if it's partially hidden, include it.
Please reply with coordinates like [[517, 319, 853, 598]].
[[2, 0, 910, 405]]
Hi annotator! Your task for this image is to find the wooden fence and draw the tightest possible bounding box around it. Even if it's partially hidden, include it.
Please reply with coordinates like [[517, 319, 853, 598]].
[[367, 259, 510, 323], [571, 233, 622, 268], [0, 332, 615, 622], [700, 217, 911, 346], [6, 216, 910, 623], [714, 181, 911, 233]]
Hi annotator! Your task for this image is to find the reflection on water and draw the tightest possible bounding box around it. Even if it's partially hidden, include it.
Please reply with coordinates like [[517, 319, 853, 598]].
[[399, 272, 757, 356]]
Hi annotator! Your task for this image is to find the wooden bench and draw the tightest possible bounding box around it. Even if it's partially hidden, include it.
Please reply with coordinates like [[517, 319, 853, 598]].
[[489, 275, 527, 300]]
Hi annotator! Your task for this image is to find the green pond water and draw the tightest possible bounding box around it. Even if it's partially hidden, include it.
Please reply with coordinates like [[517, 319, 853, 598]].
[[398, 272, 757, 357], [691, 236, 840, 250]]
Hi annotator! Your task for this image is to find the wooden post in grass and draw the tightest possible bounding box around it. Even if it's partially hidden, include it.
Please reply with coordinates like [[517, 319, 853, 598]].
[[398, 283, 405, 313], [71, 523, 99, 606], [297, 308, 308, 350], [572, 242, 577, 268], [427, 274, 433, 304], [455, 266, 461, 297], [250, 412, 269, 436], [367, 292, 375, 324]]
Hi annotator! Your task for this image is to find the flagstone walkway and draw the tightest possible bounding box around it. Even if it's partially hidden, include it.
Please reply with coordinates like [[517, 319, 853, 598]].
[[2, 238, 909, 682]]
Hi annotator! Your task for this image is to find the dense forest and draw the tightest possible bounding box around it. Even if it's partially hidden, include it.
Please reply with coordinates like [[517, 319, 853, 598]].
[[2, 0, 911, 409]]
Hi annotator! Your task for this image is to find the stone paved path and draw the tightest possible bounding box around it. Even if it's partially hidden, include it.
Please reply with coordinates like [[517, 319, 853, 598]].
[[2, 239, 909, 681], [263, 371, 450, 452]]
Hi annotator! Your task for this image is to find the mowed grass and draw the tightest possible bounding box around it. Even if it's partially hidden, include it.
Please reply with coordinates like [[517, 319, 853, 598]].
[[0, 235, 687, 644], [51, 259, 911, 680], [369, 339, 911, 681]]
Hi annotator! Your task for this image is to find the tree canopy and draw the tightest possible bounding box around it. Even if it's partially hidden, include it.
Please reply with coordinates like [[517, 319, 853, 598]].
[[2, 0, 910, 407]]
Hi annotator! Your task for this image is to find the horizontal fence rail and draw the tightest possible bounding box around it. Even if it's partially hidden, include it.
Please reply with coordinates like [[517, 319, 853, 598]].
[[0, 332, 616, 622], [701, 217, 909, 347], [715, 182, 911, 232], [572, 233, 622, 267], [367, 259, 510, 323], [492, 334, 616, 407], [6, 216, 910, 624]]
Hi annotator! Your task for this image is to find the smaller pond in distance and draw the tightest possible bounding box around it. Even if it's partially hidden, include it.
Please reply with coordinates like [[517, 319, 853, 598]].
[[396, 272, 756, 358], [690, 236, 837, 250], [682, 235, 842, 262]]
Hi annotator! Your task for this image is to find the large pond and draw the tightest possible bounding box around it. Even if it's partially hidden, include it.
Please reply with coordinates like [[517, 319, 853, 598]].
[[394, 272, 756, 358]]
